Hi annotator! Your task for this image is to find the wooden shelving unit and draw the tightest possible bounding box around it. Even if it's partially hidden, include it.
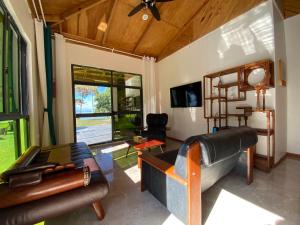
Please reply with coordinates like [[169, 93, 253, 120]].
[[203, 59, 275, 172]]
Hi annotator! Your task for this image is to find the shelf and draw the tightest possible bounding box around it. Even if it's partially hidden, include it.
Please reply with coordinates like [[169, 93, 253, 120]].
[[213, 82, 239, 88], [256, 128, 274, 136], [254, 156, 272, 172], [252, 109, 275, 113], [219, 126, 235, 130], [220, 98, 246, 102], [205, 96, 246, 102], [221, 113, 249, 117], [205, 96, 227, 100], [205, 116, 227, 119], [236, 106, 252, 110]]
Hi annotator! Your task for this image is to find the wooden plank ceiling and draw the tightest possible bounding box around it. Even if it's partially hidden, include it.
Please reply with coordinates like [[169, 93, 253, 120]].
[[28, 0, 272, 60], [283, 0, 300, 18]]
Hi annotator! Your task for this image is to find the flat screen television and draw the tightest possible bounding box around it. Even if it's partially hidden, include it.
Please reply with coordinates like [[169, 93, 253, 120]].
[[170, 81, 202, 108]]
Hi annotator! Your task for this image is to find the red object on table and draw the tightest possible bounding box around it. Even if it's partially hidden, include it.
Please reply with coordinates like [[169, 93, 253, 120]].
[[134, 140, 164, 150], [134, 140, 165, 168]]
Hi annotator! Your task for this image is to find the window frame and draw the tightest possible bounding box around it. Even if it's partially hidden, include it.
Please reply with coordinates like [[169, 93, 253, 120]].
[[71, 64, 143, 146], [0, 1, 30, 165]]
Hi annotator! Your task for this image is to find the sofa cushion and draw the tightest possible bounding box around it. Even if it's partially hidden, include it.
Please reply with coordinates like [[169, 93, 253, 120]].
[[174, 127, 258, 179], [0, 142, 109, 225], [146, 113, 168, 128]]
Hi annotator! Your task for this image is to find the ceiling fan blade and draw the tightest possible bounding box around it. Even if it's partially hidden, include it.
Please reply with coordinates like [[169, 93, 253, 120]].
[[156, 0, 174, 2], [149, 4, 160, 20], [128, 3, 144, 17]]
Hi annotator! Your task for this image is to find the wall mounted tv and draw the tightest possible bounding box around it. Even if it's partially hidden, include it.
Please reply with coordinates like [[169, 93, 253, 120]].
[[170, 81, 202, 108]]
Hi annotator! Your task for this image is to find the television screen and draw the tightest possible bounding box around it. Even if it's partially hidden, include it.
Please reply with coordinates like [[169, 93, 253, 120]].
[[170, 81, 202, 108]]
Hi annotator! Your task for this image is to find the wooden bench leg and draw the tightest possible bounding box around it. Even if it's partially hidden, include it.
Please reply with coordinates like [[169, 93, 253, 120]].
[[92, 201, 105, 220], [247, 146, 254, 185]]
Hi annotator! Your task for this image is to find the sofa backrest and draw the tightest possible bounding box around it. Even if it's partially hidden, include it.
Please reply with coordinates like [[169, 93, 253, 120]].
[[174, 127, 258, 179], [146, 113, 168, 129]]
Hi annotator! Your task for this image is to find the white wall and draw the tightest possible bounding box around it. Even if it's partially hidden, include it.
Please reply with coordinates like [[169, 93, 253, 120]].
[[273, 2, 287, 161], [3, 0, 40, 145], [157, 1, 274, 138], [58, 42, 144, 143], [157, 1, 282, 158], [285, 14, 300, 154]]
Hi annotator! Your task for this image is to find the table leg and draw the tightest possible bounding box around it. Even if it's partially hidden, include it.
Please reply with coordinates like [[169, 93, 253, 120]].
[[160, 145, 164, 153], [137, 151, 142, 168], [126, 145, 131, 158], [247, 146, 254, 184], [92, 201, 105, 220]]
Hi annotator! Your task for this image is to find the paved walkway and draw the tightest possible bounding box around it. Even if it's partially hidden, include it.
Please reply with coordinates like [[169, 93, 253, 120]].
[[76, 124, 112, 145]]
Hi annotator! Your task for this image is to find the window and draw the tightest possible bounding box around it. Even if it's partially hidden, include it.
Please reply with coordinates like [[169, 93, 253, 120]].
[[0, 2, 29, 173], [72, 65, 143, 145]]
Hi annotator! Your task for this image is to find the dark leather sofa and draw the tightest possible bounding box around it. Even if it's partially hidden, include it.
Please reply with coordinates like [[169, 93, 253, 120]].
[[0, 142, 109, 225], [141, 113, 168, 141], [140, 127, 258, 225]]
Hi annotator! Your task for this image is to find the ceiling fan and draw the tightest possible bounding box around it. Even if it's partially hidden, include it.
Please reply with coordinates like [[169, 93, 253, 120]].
[[128, 0, 174, 21]]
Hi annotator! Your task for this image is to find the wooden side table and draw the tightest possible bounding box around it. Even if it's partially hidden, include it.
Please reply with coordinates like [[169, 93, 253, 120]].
[[131, 140, 165, 168]]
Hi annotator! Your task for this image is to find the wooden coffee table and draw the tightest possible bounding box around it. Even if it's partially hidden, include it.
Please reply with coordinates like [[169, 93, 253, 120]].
[[133, 140, 165, 168]]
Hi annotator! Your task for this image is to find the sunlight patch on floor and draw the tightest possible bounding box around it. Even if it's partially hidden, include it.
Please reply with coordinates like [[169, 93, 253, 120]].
[[101, 143, 129, 154], [205, 189, 284, 225], [162, 214, 184, 225], [124, 165, 140, 183]]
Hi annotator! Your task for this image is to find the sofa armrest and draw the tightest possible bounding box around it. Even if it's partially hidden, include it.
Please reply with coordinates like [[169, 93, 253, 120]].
[[140, 152, 187, 186], [156, 149, 178, 165]]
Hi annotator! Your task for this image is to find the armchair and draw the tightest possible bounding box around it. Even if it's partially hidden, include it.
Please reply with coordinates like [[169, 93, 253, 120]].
[[141, 113, 168, 142], [140, 127, 257, 225]]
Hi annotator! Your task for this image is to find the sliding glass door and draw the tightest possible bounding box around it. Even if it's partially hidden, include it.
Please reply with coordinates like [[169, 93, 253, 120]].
[[112, 72, 143, 141], [74, 84, 112, 145], [72, 65, 143, 145]]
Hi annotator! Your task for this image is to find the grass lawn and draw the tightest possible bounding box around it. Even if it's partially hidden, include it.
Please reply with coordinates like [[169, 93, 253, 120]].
[[76, 117, 111, 127], [0, 131, 16, 173], [112, 146, 163, 169]]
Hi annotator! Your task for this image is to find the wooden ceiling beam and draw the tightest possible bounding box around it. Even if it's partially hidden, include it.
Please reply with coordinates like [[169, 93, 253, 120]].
[[102, 0, 119, 45], [157, 0, 209, 59], [51, 0, 108, 28]]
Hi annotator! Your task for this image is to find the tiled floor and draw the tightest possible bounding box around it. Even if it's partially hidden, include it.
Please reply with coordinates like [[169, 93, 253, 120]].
[[45, 139, 300, 225]]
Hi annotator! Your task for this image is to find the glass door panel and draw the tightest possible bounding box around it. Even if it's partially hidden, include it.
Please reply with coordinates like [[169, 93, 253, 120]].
[[73, 65, 143, 145], [73, 65, 111, 84], [75, 85, 111, 114], [75, 84, 113, 145], [113, 114, 142, 141], [19, 118, 29, 154], [0, 120, 18, 173], [76, 116, 112, 145], [113, 87, 142, 112], [6, 24, 19, 113], [112, 72, 142, 87]]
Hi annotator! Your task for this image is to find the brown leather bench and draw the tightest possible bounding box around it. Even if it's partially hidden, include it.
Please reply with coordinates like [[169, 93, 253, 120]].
[[0, 142, 109, 225]]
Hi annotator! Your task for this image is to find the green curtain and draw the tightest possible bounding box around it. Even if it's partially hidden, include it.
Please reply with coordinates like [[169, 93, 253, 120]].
[[43, 25, 56, 145]]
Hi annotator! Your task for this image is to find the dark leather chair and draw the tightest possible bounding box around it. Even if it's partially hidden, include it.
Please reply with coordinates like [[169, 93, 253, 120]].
[[0, 143, 109, 225], [141, 113, 168, 142], [140, 127, 257, 225]]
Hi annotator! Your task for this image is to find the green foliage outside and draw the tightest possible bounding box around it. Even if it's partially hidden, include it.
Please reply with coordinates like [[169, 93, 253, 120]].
[[75, 85, 90, 113], [0, 121, 17, 173], [0, 120, 28, 173], [94, 88, 111, 113]]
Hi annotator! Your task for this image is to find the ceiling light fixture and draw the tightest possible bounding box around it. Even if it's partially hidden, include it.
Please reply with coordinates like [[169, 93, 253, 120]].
[[142, 13, 149, 21], [98, 22, 108, 32]]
